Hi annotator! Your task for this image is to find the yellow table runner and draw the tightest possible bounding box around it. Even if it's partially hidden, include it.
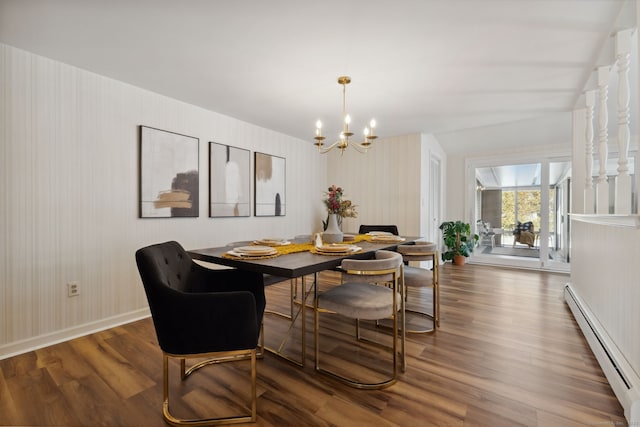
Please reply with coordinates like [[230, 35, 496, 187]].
[[221, 234, 392, 259], [271, 234, 371, 255]]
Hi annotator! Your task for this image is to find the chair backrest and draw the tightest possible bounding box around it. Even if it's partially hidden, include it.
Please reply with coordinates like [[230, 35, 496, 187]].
[[358, 225, 399, 235], [135, 241, 197, 353], [514, 221, 534, 234], [136, 240, 264, 355], [136, 240, 193, 293], [341, 250, 403, 283], [396, 241, 437, 262], [477, 220, 490, 234]]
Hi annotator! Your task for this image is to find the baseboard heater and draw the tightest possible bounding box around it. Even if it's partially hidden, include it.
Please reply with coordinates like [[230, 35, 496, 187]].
[[565, 284, 640, 424]]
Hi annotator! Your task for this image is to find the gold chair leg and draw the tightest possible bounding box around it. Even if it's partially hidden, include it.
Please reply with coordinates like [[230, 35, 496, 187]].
[[315, 287, 400, 389], [402, 284, 439, 334], [396, 260, 440, 334], [163, 350, 257, 426]]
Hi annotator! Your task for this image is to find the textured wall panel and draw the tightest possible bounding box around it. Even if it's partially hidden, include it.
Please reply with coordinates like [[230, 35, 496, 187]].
[[325, 133, 424, 236], [0, 43, 325, 353], [571, 220, 640, 381]]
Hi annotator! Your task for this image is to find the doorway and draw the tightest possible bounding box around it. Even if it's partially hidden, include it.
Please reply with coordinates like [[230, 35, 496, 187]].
[[470, 158, 571, 271]]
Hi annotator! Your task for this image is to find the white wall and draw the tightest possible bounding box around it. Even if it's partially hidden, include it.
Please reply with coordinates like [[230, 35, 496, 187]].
[[571, 221, 640, 376], [325, 133, 445, 241], [0, 43, 326, 357]]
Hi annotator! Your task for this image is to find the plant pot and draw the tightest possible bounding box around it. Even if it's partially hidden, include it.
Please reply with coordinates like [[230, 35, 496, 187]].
[[453, 255, 467, 265]]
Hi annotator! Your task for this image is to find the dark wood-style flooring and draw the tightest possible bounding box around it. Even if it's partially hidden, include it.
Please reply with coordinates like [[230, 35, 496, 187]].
[[0, 263, 627, 426]]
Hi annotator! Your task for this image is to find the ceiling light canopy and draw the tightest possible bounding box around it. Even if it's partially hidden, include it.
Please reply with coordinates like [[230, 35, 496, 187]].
[[314, 76, 377, 154]]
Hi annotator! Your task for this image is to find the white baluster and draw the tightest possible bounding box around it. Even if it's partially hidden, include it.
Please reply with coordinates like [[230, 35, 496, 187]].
[[572, 108, 587, 214], [596, 66, 610, 214], [614, 29, 632, 214], [584, 90, 595, 214]]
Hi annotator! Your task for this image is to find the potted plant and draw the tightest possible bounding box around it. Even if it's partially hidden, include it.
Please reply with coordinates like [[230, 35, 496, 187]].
[[439, 220, 479, 265]]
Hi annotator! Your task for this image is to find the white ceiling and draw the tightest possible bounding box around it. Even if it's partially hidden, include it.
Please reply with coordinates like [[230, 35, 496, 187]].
[[0, 0, 634, 155]]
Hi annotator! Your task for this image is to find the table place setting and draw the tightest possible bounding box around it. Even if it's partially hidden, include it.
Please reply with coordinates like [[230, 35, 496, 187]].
[[311, 243, 363, 256], [223, 245, 280, 260], [253, 237, 292, 246], [367, 232, 406, 243]]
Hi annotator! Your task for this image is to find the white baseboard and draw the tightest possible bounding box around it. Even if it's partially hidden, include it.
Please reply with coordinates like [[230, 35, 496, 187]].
[[0, 308, 151, 361], [565, 284, 640, 424]]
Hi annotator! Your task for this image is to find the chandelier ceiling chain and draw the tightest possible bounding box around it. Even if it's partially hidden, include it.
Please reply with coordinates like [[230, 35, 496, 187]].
[[314, 76, 377, 154]]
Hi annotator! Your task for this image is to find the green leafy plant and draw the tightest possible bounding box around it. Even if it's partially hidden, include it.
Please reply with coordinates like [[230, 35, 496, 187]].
[[439, 220, 479, 262]]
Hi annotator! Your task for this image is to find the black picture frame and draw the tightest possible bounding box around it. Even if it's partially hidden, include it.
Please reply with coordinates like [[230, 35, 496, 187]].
[[209, 142, 251, 217], [139, 125, 199, 218], [254, 152, 286, 217]]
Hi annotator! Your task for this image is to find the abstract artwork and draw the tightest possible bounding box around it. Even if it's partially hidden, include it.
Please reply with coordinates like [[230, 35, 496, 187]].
[[254, 152, 286, 216], [209, 142, 250, 217], [139, 125, 199, 218]]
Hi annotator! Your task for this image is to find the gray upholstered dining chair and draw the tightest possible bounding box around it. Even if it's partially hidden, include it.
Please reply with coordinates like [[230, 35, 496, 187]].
[[396, 241, 439, 333], [314, 250, 404, 389], [135, 241, 265, 425]]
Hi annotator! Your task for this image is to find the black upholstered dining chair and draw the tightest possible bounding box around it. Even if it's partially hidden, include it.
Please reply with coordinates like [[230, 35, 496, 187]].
[[135, 240, 265, 425], [358, 224, 400, 235]]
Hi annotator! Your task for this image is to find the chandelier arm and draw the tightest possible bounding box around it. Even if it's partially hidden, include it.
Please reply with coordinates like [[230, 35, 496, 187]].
[[348, 141, 372, 153], [317, 139, 344, 154], [318, 139, 371, 154], [314, 76, 375, 155]]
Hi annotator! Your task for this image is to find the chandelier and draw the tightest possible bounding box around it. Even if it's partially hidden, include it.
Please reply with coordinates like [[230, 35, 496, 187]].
[[314, 76, 377, 154]]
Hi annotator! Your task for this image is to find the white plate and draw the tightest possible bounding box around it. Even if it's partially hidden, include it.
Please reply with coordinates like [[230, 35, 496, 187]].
[[366, 231, 393, 236], [317, 244, 353, 253], [227, 250, 277, 258], [254, 239, 291, 246], [316, 245, 360, 254], [234, 245, 277, 255], [371, 235, 405, 242]]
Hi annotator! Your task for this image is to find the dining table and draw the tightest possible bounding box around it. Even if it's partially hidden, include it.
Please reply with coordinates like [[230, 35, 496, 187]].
[[188, 234, 423, 366]]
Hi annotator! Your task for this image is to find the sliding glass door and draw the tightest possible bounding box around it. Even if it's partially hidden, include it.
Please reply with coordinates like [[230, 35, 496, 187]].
[[471, 158, 570, 271]]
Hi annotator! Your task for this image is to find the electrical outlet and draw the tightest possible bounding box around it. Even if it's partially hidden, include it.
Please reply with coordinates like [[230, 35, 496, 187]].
[[67, 281, 80, 297]]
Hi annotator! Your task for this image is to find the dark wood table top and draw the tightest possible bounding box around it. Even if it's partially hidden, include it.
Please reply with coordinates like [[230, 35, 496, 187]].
[[188, 236, 422, 278]]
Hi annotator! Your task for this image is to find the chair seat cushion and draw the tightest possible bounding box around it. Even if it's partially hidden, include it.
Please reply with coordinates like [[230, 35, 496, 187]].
[[318, 282, 400, 320], [403, 265, 434, 288]]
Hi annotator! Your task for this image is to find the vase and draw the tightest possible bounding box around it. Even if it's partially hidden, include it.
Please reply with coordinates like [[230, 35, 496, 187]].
[[322, 214, 343, 244]]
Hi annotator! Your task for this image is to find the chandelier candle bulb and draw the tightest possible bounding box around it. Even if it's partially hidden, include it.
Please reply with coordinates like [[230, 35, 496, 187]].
[[313, 76, 377, 154]]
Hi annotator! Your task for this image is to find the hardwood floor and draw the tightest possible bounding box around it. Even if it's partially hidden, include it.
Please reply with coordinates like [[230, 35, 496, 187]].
[[0, 264, 627, 426]]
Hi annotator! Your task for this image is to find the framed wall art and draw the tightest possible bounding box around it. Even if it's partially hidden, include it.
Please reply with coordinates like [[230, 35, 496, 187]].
[[139, 125, 199, 218], [254, 152, 286, 217], [209, 142, 251, 217]]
